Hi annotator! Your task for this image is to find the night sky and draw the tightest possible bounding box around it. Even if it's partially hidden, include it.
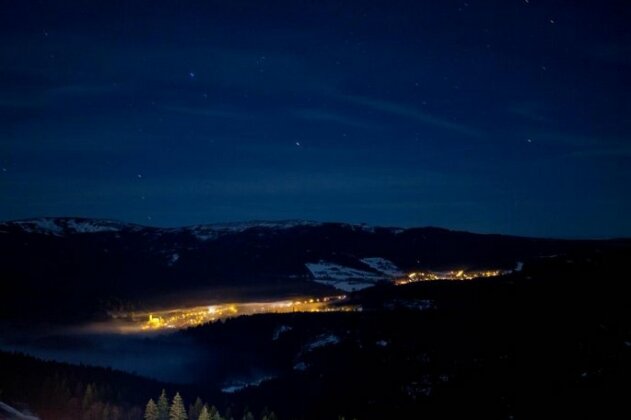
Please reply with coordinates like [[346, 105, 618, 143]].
[[1, 0, 630, 238]]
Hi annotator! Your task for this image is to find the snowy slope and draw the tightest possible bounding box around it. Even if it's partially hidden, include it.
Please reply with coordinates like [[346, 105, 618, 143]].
[[0, 218, 131, 236], [305, 261, 387, 292], [0, 401, 39, 420], [186, 220, 322, 241], [360, 257, 404, 277]]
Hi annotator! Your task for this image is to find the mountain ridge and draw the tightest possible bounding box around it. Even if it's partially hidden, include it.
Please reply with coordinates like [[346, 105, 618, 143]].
[[0, 216, 603, 240], [2, 216, 629, 325]]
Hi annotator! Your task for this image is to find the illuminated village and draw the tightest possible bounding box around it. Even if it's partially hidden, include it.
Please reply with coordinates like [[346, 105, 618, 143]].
[[131, 295, 351, 332], [394, 269, 505, 286], [98, 269, 506, 333]]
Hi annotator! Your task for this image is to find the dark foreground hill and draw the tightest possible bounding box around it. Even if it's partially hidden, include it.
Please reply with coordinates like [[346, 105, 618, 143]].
[[1, 246, 629, 419], [1, 217, 628, 324], [179, 247, 631, 419]]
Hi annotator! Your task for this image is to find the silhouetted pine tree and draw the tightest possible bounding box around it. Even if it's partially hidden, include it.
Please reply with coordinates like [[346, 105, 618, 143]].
[[82, 383, 95, 413], [260, 407, 278, 420], [241, 409, 254, 420], [261, 412, 278, 420], [188, 397, 204, 420], [157, 389, 170, 420], [129, 406, 144, 420], [103, 403, 111, 420], [87, 401, 104, 420], [170, 392, 188, 420], [208, 405, 221, 420], [223, 406, 232, 420], [110, 405, 122, 420], [198, 405, 211, 420], [145, 398, 159, 420]]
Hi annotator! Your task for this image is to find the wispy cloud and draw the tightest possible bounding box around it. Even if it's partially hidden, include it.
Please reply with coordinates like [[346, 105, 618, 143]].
[[570, 146, 631, 159], [340, 95, 484, 138], [292, 108, 377, 130], [0, 84, 121, 111], [161, 105, 251, 120], [507, 102, 553, 123], [521, 129, 624, 149], [0, 93, 45, 110]]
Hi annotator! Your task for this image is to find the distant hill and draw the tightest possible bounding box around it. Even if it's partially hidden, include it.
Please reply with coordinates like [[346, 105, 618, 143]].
[[1, 217, 629, 324]]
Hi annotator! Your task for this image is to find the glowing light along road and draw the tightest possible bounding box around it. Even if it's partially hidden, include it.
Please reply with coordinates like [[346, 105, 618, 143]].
[[99, 295, 352, 333], [394, 269, 505, 285], [90, 269, 505, 334]]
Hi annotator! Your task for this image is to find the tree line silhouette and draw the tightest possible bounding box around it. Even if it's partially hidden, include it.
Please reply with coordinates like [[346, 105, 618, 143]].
[[143, 389, 278, 420]]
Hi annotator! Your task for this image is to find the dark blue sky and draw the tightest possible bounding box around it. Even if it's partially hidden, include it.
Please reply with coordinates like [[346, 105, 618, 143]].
[[1, 0, 630, 237]]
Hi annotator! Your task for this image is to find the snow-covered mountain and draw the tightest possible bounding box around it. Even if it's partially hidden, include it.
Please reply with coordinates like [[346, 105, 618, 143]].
[[0, 217, 133, 236], [0, 217, 621, 324], [0, 217, 386, 239]]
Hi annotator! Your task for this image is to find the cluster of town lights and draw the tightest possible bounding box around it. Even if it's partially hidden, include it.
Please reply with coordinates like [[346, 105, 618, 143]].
[[141, 295, 348, 331], [102, 268, 506, 333], [394, 269, 505, 286]]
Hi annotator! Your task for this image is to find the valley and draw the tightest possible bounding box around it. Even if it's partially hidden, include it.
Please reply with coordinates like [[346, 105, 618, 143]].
[[86, 267, 509, 333], [90, 295, 352, 333], [0, 218, 629, 419]]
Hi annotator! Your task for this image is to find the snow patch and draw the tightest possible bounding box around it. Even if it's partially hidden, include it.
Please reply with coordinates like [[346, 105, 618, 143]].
[[385, 299, 436, 311], [13, 219, 64, 236], [8, 218, 124, 236], [293, 361, 308, 371], [404, 375, 433, 399], [167, 253, 180, 266], [221, 375, 275, 393], [311, 279, 375, 292], [305, 334, 340, 352], [272, 325, 293, 341], [188, 227, 219, 241], [306, 261, 386, 291], [306, 261, 385, 281], [65, 219, 120, 233], [0, 401, 39, 420], [188, 220, 322, 241], [342, 224, 405, 234], [361, 257, 404, 277]]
